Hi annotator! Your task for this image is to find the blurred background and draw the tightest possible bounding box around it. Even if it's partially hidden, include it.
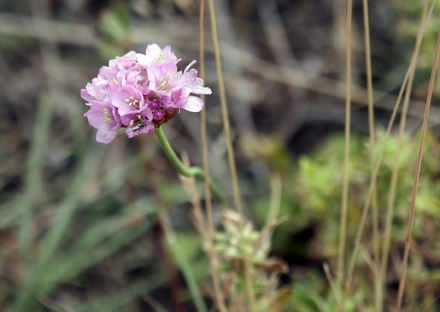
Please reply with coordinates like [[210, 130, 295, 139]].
[[1, 0, 440, 311]]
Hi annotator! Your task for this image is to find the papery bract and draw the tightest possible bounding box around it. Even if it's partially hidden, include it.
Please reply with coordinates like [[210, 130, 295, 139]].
[[81, 44, 211, 144]]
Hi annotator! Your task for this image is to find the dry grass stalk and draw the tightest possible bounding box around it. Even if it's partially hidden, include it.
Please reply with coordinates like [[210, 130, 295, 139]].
[[381, 2, 435, 310], [395, 21, 440, 312], [198, 0, 228, 310], [343, 0, 436, 301], [337, 0, 353, 289], [206, 0, 256, 310]]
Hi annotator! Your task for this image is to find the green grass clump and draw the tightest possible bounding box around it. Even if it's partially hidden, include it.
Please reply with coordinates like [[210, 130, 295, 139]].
[[251, 130, 440, 310]]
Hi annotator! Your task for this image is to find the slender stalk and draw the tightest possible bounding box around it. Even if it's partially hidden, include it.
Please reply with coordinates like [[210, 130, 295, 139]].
[[344, 0, 435, 298], [323, 264, 344, 312], [363, 0, 375, 150], [155, 127, 227, 205], [205, 0, 256, 310], [380, 2, 434, 307], [361, 1, 381, 310], [206, 2, 243, 220], [199, 1, 228, 310], [395, 23, 440, 312], [337, 0, 353, 288], [345, 57, 413, 297], [156, 127, 204, 177]]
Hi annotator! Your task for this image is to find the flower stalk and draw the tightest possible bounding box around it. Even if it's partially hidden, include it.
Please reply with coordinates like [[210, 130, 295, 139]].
[[155, 126, 227, 205]]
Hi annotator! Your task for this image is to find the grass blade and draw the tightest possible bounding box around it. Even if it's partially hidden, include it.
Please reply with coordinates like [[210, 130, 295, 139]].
[[17, 93, 54, 263], [159, 211, 208, 312]]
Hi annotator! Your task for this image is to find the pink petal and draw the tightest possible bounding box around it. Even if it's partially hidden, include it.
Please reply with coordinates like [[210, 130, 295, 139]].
[[161, 45, 177, 61], [80, 89, 95, 102], [96, 123, 118, 144], [84, 105, 105, 129], [111, 92, 127, 108], [184, 60, 197, 73]]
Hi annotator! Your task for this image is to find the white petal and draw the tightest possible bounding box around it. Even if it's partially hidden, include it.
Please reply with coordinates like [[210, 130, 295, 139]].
[[136, 53, 149, 66], [145, 44, 162, 61], [146, 43, 161, 56], [183, 96, 204, 112], [137, 44, 162, 66], [192, 86, 212, 95]]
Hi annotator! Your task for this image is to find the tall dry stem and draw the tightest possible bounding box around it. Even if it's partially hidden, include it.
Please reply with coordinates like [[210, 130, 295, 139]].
[[206, 0, 256, 310], [337, 0, 353, 288], [380, 2, 434, 310], [395, 22, 440, 312], [344, 0, 435, 299], [344, 54, 413, 298], [198, 1, 228, 311], [360, 1, 381, 309]]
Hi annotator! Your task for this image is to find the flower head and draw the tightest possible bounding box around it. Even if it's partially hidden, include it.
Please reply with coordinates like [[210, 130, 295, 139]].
[[81, 44, 211, 144]]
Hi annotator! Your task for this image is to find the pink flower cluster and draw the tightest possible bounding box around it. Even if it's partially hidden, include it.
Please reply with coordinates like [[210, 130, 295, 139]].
[[81, 44, 211, 143]]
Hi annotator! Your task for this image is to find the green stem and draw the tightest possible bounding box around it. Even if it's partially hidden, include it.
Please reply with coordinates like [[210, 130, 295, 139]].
[[155, 127, 227, 205]]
